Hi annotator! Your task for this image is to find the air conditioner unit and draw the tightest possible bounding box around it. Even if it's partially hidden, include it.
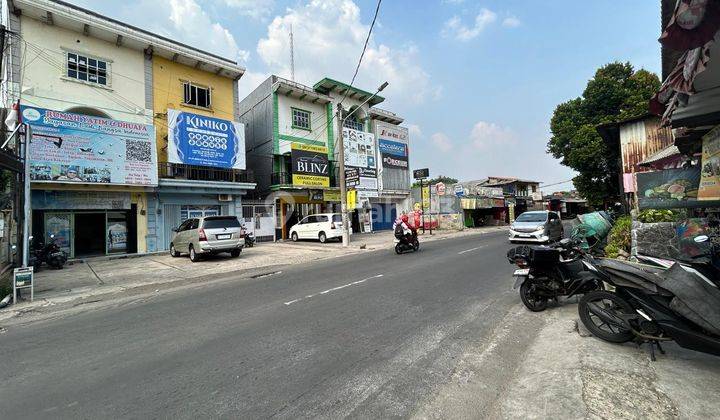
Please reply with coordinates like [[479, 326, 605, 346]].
[[218, 194, 233, 202]]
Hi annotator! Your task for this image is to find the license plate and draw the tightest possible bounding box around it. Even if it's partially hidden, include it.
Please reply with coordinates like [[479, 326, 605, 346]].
[[513, 269, 530, 276], [517, 234, 531, 238], [216, 234, 231, 240]]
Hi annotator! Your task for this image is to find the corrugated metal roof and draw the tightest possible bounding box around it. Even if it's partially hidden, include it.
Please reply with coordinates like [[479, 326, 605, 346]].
[[638, 144, 681, 166]]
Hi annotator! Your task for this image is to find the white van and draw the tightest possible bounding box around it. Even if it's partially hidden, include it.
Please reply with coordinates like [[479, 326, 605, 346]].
[[289, 213, 345, 243]]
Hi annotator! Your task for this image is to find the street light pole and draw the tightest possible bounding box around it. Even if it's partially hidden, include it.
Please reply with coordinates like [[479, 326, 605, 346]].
[[337, 81, 388, 247]]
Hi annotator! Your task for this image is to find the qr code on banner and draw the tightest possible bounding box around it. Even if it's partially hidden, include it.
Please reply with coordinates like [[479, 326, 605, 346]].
[[126, 140, 151, 162]]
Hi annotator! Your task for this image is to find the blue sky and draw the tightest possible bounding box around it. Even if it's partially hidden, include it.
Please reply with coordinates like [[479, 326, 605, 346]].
[[69, 0, 662, 192]]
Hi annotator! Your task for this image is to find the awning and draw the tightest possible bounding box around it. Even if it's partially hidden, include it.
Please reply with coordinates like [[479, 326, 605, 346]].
[[638, 144, 682, 167]]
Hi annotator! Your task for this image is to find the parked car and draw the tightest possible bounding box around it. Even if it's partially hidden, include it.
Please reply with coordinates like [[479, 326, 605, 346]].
[[289, 213, 345, 243], [170, 216, 244, 262], [509, 210, 563, 243]]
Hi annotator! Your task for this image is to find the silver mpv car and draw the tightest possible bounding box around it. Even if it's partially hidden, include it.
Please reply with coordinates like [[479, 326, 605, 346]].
[[170, 216, 244, 262]]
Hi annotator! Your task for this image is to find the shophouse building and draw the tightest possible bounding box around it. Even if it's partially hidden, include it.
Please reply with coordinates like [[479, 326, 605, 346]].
[[3, 0, 253, 256]]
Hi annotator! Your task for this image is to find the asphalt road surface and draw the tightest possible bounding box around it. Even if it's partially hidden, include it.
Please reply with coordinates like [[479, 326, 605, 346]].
[[0, 230, 529, 418]]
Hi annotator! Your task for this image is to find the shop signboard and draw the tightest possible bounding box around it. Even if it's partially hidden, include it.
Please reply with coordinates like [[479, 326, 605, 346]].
[[107, 221, 128, 252], [414, 168, 429, 179], [323, 190, 341, 202], [22, 106, 157, 186], [32, 191, 131, 210], [699, 126, 720, 200], [13, 266, 33, 303], [342, 127, 376, 169], [378, 138, 409, 169], [167, 109, 245, 170], [436, 182, 446, 196], [291, 143, 330, 187], [637, 167, 701, 209], [421, 185, 430, 209], [453, 184, 465, 197], [357, 168, 378, 190], [345, 167, 360, 188]]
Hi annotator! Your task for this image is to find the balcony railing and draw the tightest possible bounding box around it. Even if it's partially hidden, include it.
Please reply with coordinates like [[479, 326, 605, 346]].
[[159, 162, 254, 183]]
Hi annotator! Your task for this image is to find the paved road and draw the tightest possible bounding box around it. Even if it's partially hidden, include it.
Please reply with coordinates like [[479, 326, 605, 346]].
[[0, 230, 530, 418]]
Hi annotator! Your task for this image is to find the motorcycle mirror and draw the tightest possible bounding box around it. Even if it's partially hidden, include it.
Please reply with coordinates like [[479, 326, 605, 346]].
[[694, 235, 709, 243]]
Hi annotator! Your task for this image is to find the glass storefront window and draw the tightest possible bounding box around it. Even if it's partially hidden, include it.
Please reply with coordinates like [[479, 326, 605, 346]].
[[180, 205, 221, 221]]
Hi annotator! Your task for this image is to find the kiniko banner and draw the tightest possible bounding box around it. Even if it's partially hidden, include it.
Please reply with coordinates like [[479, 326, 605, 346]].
[[22, 106, 157, 186], [168, 109, 245, 170], [699, 126, 720, 200]]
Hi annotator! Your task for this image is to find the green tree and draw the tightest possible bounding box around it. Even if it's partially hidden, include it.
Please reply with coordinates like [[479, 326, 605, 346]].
[[548, 62, 660, 205], [412, 175, 458, 188]]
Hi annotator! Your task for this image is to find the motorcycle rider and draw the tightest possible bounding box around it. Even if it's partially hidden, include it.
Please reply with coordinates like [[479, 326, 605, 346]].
[[393, 213, 416, 245]]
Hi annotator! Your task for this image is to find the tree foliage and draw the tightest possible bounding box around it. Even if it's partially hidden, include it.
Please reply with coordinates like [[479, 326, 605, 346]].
[[412, 175, 458, 188], [548, 62, 660, 205]]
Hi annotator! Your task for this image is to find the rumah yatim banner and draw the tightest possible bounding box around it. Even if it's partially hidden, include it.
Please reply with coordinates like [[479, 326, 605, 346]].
[[22, 106, 157, 186]]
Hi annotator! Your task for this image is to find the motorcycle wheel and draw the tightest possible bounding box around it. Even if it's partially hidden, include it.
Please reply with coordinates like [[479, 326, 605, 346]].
[[395, 244, 403, 254], [578, 290, 635, 343], [519, 281, 548, 312], [413, 239, 419, 251]]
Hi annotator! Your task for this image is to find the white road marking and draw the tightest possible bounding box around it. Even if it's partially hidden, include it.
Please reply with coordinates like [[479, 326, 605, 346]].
[[283, 274, 384, 306], [458, 246, 485, 255]]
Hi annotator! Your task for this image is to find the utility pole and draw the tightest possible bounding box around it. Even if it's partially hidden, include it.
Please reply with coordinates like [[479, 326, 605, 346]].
[[337, 103, 350, 247], [21, 124, 31, 268]]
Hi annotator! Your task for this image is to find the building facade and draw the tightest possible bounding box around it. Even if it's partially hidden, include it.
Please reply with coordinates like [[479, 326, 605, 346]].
[[3, 0, 253, 256], [239, 76, 337, 240], [239, 76, 412, 238]]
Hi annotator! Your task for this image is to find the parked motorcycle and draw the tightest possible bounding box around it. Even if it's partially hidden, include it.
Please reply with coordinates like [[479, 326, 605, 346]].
[[241, 224, 255, 248], [578, 234, 720, 360], [394, 226, 419, 254], [30, 234, 67, 270], [507, 238, 603, 311]]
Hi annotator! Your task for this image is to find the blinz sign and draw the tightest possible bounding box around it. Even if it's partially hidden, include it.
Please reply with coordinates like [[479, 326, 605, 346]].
[[291, 143, 330, 187]]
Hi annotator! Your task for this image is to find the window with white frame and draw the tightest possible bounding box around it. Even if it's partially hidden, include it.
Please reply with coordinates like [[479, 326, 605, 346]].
[[291, 107, 311, 130], [66, 52, 109, 86], [343, 115, 364, 132], [183, 82, 212, 109]]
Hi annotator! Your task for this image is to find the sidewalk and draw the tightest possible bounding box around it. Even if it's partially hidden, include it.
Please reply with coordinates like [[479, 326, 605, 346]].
[[1, 226, 507, 323], [417, 302, 720, 419]]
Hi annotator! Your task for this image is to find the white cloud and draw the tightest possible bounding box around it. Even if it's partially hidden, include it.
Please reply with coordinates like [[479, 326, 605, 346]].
[[408, 124, 423, 139], [166, 0, 246, 62], [431, 132, 453, 152], [256, 0, 439, 107], [502, 16, 521, 28], [469, 121, 516, 150], [442, 9, 497, 41], [223, 0, 275, 19]]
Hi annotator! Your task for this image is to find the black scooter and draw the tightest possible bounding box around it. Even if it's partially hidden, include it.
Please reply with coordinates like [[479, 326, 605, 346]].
[[394, 226, 419, 254], [507, 238, 603, 312], [241, 224, 255, 248], [30, 234, 67, 270], [578, 234, 720, 360]]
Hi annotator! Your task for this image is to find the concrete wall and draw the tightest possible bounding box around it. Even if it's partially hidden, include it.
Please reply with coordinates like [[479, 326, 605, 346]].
[[20, 15, 148, 123], [277, 94, 328, 144], [152, 55, 236, 163], [238, 76, 274, 194]]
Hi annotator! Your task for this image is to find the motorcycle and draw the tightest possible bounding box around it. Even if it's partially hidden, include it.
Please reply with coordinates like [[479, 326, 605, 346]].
[[507, 237, 603, 312], [241, 223, 255, 248], [394, 226, 419, 254], [30, 234, 67, 270], [578, 234, 720, 360]]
